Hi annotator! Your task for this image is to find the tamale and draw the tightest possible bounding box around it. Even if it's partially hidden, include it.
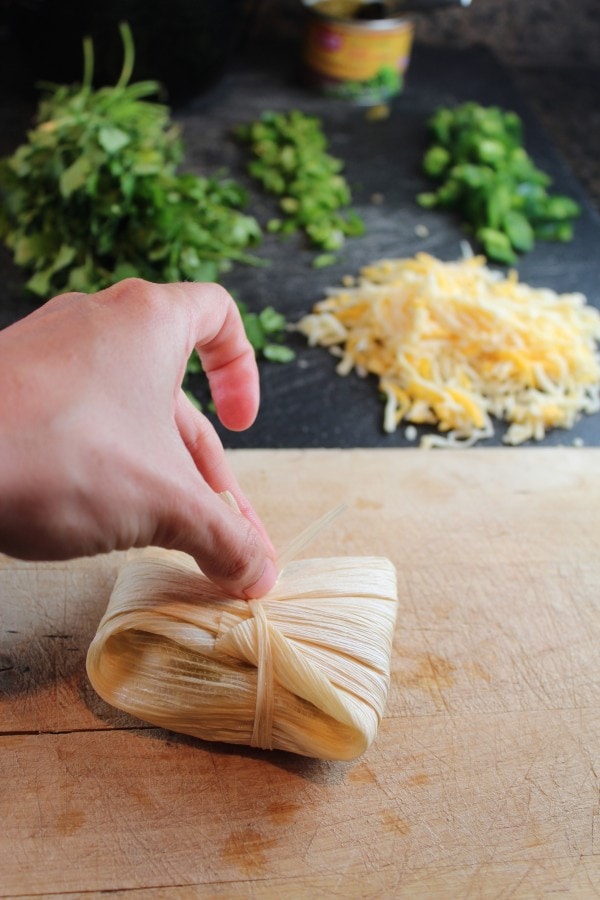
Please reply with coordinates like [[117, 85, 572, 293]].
[[86, 549, 398, 760]]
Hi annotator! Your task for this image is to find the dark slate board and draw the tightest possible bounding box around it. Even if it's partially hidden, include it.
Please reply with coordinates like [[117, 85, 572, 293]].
[[1, 38, 599, 448]]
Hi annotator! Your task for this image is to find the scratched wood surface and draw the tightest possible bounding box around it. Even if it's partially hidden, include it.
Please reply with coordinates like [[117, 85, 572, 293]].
[[2, 448, 600, 897]]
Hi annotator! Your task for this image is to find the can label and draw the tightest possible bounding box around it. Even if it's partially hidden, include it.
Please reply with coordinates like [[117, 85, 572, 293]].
[[303, 16, 414, 103]]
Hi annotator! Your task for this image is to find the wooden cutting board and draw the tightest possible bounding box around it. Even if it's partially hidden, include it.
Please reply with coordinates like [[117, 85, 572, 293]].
[[2, 448, 600, 897]]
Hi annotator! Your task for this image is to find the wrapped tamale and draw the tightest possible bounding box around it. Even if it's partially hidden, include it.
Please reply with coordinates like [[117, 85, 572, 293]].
[[86, 549, 398, 760]]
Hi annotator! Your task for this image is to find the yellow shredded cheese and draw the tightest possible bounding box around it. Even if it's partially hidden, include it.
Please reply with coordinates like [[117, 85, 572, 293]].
[[297, 253, 600, 447]]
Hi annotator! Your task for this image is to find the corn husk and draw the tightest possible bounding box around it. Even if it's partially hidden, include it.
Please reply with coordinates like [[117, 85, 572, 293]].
[[86, 550, 398, 760]]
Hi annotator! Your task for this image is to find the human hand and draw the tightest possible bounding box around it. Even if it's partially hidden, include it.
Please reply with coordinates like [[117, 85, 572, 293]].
[[0, 279, 277, 598]]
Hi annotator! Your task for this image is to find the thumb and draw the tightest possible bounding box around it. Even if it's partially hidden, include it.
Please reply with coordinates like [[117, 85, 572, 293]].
[[159, 474, 278, 599]]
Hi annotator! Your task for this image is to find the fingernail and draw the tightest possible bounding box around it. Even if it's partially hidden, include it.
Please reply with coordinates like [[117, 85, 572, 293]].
[[243, 556, 278, 600]]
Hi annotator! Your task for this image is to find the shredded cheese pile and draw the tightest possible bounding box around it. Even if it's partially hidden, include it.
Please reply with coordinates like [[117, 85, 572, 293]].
[[297, 252, 600, 447]]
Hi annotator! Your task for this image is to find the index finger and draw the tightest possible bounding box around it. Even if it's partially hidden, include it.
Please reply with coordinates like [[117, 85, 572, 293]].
[[178, 282, 260, 432], [97, 279, 260, 431]]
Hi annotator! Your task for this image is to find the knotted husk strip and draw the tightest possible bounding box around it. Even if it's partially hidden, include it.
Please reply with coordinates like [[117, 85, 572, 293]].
[[86, 550, 398, 760]]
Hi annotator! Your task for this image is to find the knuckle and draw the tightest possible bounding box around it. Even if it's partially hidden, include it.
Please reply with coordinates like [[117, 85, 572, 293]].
[[100, 278, 179, 328], [204, 283, 238, 320], [110, 276, 153, 295], [204, 281, 230, 301], [104, 277, 161, 311]]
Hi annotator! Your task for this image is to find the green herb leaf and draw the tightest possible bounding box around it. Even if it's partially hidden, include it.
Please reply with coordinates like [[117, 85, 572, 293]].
[[98, 126, 130, 154], [263, 343, 295, 363], [59, 155, 92, 198]]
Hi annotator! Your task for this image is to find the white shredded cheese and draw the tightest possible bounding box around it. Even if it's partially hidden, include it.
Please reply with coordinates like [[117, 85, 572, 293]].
[[297, 252, 600, 447]]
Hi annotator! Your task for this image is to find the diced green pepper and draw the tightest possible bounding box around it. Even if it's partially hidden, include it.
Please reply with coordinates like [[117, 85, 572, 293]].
[[423, 145, 451, 178], [418, 101, 581, 263], [477, 227, 518, 265], [503, 210, 534, 252]]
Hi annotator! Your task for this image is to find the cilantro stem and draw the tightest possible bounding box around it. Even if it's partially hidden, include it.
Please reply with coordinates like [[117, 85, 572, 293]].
[[115, 22, 135, 90], [82, 36, 94, 91]]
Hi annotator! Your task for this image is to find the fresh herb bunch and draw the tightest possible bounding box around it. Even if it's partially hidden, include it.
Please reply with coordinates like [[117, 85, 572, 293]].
[[0, 22, 262, 299], [235, 110, 364, 265], [417, 102, 581, 265]]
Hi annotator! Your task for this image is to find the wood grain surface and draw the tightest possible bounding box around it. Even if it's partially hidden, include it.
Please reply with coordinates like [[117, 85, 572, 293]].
[[2, 448, 600, 897]]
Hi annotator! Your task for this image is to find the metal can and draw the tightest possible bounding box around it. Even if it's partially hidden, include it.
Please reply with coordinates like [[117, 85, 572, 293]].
[[302, 0, 414, 104]]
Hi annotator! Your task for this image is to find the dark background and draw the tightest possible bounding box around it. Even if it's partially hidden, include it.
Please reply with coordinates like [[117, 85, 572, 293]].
[[0, 2, 599, 448]]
